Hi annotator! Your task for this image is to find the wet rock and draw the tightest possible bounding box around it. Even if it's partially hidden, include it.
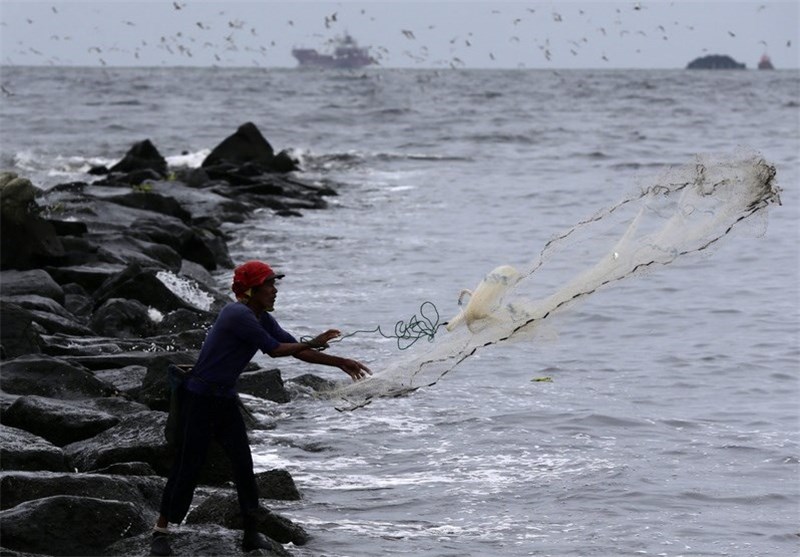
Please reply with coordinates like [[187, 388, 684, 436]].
[[0, 269, 64, 304], [1, 294, 78, 322], [0, 174, 64, 270], [155, 307, 214, 336], [0, 354, 116, 399], [287, 373, 339, 393], [46, 263, 127, 294], [0, 495, 149, 556], [0, 302, 44, 359], [90, 461, 157, 476], [94, 233, 183, 270], [46, 218, 88, 237], [272, 149, 301, 172], [63, 409, 241, 487], [255, 469, 301, 501], [63, 350, 195, 372], [93, 364, 148, 397], [108, 139, 168, 177], [2, 395, 120, 446], [202, 122, 275, 170], [107, 523, 293, 557], [0, 424, 69, 472], [62, 282, 93, 319], [0, 471, 164, 512], [63, 410, 172, 474], [106, 191, 191, 222], [90, 298, 158, 338], [238, 368, 290, 404], [137, 352, 198, 411], [25, 307, 95, 336], [92, 263, 207, 314], [186, 491, 310, 546]]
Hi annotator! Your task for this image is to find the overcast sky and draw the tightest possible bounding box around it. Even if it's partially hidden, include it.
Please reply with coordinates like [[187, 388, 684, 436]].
[[1, 1, 798, 70]]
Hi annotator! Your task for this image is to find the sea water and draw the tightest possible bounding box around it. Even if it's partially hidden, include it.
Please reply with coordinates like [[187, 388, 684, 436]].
[[1, 66, 798, 556]]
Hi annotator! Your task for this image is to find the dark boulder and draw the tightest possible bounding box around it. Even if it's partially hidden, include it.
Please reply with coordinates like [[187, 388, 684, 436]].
[[0, 354, 116, 400], [63, 410, 172, 475], [108, 523, 293, 557], [0, 471, 164, 512], [255, 468, 302, 501], [2, 395, 120, 446], [108, 139, 167, 177], [63, 409, 243, 486], [46, 263, 127, 293], [127, 216, 233, 271], [155, 307, 215, 336], [90, 297, 158, 338], [0, 424, 69, 472], [0, 495, 149, 556], [106, 191, 192, 222], [93, 364, 148, 397], [47, 218, 88, 237], [62, 350, 196, 372], [0, 302, 44, 359], [138, 352, 199, 411], [687, 54, 746, 69], [0, 173, 64, 270], [92, 262, 210, 314], [90, 461, 157, 476], [272, 149, 301, 172], [1, 294, 78, 322], [25, 307, 95, 336], [202, 122, 275, 170], [0, 269, 64, 304], [238, 368, 291, 403], [95, 233, 184, 270], [287, 373, 339, 394], [186, 491, 310, 546]]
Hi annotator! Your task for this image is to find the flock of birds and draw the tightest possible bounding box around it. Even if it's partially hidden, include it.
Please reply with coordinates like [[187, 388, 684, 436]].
[[1, 2, 794, 70]]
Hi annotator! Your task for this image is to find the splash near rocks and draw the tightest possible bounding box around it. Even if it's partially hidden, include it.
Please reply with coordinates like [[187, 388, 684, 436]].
[[331, 150, 781, 410]]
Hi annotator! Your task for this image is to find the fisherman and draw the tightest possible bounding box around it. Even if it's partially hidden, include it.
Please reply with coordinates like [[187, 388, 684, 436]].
[[151, 260, 371, 556]]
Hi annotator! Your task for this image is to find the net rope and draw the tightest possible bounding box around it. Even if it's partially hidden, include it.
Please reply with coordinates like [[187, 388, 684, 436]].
[[328, 150, 781, 411]]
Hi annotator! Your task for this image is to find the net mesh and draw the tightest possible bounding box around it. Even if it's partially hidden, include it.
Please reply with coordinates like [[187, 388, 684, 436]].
[[329, 149, 781, 410]]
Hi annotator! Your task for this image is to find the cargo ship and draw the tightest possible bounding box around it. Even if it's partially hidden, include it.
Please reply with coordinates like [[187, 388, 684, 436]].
[[292, 34, 376, 69]]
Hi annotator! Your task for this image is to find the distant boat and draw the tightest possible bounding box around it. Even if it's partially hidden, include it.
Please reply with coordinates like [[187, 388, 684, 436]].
[[292, 34, 376, 69], [758, 54, 775, 70]]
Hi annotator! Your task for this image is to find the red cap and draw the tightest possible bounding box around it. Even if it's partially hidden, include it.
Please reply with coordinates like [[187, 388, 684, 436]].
[[232, 260, 284, 297]]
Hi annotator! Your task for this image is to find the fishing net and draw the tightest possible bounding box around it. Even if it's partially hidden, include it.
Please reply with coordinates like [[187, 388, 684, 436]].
[[329, 149, 781, 410]]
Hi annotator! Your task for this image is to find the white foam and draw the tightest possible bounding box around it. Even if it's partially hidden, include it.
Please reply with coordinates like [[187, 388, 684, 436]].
[[164, 149, 210, 169], [155, 270, 214, 311], [147, 307, 164, 323]]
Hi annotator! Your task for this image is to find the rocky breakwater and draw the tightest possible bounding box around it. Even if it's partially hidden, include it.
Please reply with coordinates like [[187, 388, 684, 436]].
[[0, 122, 342, 556]]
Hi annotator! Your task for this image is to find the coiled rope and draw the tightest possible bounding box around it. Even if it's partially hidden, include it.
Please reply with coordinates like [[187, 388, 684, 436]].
[[303, 301, 446, 351]]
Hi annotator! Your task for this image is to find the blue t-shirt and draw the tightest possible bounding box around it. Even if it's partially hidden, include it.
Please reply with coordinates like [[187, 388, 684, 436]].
[[186, 302, 297, 398]]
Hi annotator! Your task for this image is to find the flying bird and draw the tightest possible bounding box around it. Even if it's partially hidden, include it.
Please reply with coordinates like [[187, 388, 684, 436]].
[[728, 31, 736, 37]]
